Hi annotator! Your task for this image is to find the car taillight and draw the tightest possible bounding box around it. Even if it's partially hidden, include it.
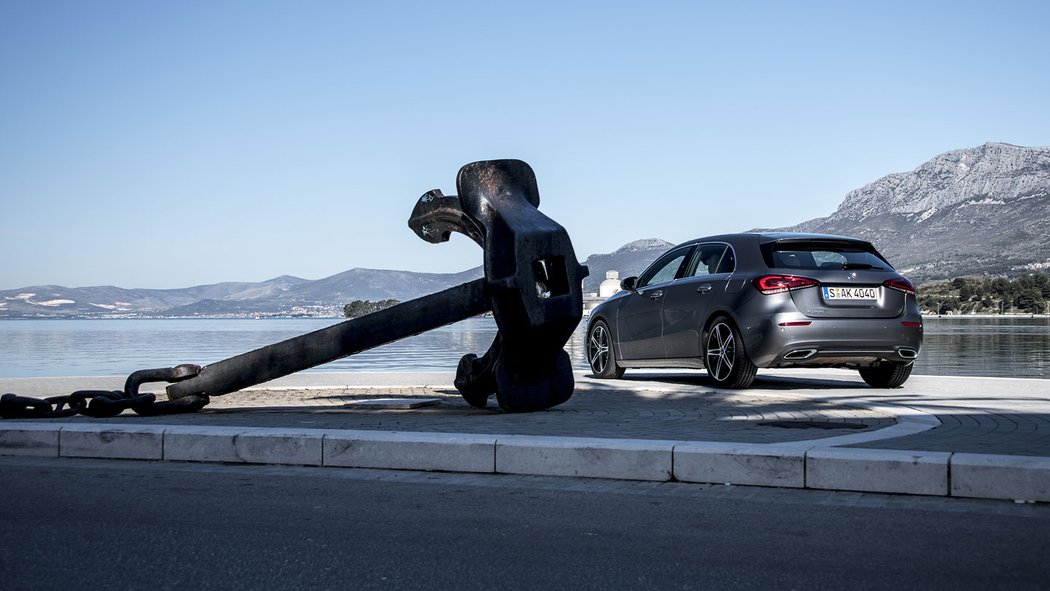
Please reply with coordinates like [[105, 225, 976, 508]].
[[884, 277, 916, 295], [752, 275, 819, 295]]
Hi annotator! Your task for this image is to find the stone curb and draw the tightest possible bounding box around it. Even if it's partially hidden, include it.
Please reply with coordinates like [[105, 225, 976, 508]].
[[495, 435, 676, 481], [805, 447, 951, 496], [674, 442, 806, 489], [951, 453, 1050, 502], [3, 422, 1049, 502]]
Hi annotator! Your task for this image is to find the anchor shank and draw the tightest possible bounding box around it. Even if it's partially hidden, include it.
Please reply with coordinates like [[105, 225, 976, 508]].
[[166, 279, 490, 399]]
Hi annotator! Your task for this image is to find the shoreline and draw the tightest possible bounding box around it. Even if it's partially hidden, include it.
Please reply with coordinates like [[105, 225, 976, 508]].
[[922, 313, 1049, 319], [3, 313, 1049, 321]]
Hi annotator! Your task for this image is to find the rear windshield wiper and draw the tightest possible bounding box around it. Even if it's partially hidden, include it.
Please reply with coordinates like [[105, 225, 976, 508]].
[[842, 262, 883, 270]]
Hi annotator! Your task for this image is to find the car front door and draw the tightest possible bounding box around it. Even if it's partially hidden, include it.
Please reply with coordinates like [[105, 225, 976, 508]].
[[662, 243, 735, 359], [616, 246, 694, 360]]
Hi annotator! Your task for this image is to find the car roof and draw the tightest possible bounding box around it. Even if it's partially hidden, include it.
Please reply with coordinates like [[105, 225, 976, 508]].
[[677, 232, 872, 248]]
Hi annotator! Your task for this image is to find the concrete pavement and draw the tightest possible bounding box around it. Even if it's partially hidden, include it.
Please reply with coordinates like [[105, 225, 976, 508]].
[[2, 369, 1048, 502]]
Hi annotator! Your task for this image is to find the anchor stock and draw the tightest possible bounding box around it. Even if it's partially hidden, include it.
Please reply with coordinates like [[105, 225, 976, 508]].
[[167, 159, 588, 412]]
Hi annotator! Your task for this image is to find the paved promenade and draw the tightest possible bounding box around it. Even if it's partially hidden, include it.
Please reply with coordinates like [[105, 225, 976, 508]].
[[2, 369, 1049, 502]]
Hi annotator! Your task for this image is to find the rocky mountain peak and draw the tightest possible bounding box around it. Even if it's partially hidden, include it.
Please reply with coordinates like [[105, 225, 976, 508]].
[[779, 142, 1050, 280], [825, 142, 1050, 224], [614, 238, 675, 254]]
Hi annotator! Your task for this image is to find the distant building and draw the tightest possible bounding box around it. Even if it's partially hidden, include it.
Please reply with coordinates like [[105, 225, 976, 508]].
[[599, 270, 622, 298], [584, 270, 624, 316]]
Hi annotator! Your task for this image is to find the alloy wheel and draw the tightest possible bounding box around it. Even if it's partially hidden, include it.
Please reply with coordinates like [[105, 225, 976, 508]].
[[706, 322, 736, 382], [588, 323, 611, 375]]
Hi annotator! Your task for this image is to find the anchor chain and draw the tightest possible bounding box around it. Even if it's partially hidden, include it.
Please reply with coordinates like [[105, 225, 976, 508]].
[[0, 364, 209, 419]]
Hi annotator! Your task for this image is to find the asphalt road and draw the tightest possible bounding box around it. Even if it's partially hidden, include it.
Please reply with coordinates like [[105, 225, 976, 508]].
[[1, 457, 1048, 590]]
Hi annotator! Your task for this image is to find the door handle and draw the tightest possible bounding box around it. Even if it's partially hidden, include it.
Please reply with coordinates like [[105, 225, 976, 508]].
[[696, 284, 713, 294], [647, 290, 664, 300]]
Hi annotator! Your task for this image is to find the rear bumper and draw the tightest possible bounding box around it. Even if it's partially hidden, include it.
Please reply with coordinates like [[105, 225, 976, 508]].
[[743, 314, 924, 369]]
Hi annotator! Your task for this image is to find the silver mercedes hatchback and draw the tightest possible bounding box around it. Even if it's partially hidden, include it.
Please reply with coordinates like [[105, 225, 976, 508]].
[[586, 233, 923, 388]]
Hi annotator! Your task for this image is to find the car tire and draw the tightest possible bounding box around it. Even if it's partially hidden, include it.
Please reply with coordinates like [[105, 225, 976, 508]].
[[704, 316, 757, 389], [859, 362, 913, 388], [587, 320, 625, 379]]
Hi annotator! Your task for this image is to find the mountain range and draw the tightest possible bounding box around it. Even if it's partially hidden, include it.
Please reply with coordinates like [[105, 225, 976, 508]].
[[0, 268, 487, 319], [3, 142, 1048, 318], [766, 142, 1050, 281], [0, 241, 677, 318]]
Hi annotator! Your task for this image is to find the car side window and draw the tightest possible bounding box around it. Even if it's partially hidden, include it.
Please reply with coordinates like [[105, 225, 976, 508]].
[[716, 246, 736, 273], [686, 244, 730, 277], [638, 247, 691, 288]]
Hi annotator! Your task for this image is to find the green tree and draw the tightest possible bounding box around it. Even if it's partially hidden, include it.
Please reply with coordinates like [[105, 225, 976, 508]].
[[918, 294, 939, 312], [990, 278, 1011, 298], [343, 299, 400, 319], [1021, 273, 1050, 299], [1015, 288, 1045, 314]]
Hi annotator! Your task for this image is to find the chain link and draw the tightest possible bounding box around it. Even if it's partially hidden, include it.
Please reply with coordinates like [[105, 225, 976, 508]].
[[0, 364, 209, 420]]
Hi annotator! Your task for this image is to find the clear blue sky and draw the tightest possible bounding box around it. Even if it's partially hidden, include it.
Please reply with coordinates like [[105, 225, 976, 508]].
[[2, 0, 1048, 289]]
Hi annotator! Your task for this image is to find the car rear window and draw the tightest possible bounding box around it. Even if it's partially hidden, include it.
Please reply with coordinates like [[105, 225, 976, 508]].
[[761, 240, 893, 271]]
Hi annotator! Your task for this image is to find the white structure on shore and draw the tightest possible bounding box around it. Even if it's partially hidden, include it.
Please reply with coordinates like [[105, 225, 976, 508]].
[[599, 271, 622, 298], [583, 270, 624, 316]]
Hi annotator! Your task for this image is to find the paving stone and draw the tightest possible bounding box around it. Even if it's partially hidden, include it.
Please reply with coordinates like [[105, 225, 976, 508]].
[[850, 411, 1050, 457], [345, 398, 442, 410], [44, 386, 891, 446]]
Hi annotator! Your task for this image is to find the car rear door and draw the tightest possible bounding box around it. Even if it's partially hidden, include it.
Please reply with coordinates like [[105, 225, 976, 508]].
[[616, 245, 694, 360], [662, 243, 734, 359]]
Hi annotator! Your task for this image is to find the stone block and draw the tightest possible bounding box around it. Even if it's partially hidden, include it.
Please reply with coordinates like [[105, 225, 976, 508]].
[[674, 442, 805, 488], [59, 424, 165, 460], [496, 436, 675, 481], [806, 447, 950, 496], [164, 426, 324, 466], [951, 453, 1050, 502], [0, 423, 60, 457], [323, 430, 496, 473]]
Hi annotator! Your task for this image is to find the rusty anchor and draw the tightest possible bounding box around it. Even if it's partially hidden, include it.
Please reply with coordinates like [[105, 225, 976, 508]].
[[165, 159, 588, 412]]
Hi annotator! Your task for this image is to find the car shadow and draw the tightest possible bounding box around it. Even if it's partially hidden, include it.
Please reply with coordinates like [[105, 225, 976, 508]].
[[612, 371, 869, 391]]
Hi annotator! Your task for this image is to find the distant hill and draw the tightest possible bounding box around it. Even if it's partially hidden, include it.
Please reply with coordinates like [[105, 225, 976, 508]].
[[764, 143, 1050, 281], [288, 267, 483, 303], [0, 243, 671, 319], [0, 268, 483, 319], [0, 275, 310, 318], [581, 239, 674, 292]]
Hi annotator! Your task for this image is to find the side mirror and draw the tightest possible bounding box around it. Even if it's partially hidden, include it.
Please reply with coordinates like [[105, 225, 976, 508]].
[[620, 276, 639, 292]]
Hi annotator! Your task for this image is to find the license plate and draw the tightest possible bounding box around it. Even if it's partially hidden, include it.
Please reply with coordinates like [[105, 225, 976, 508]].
[[822, 286, 880, 300]]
